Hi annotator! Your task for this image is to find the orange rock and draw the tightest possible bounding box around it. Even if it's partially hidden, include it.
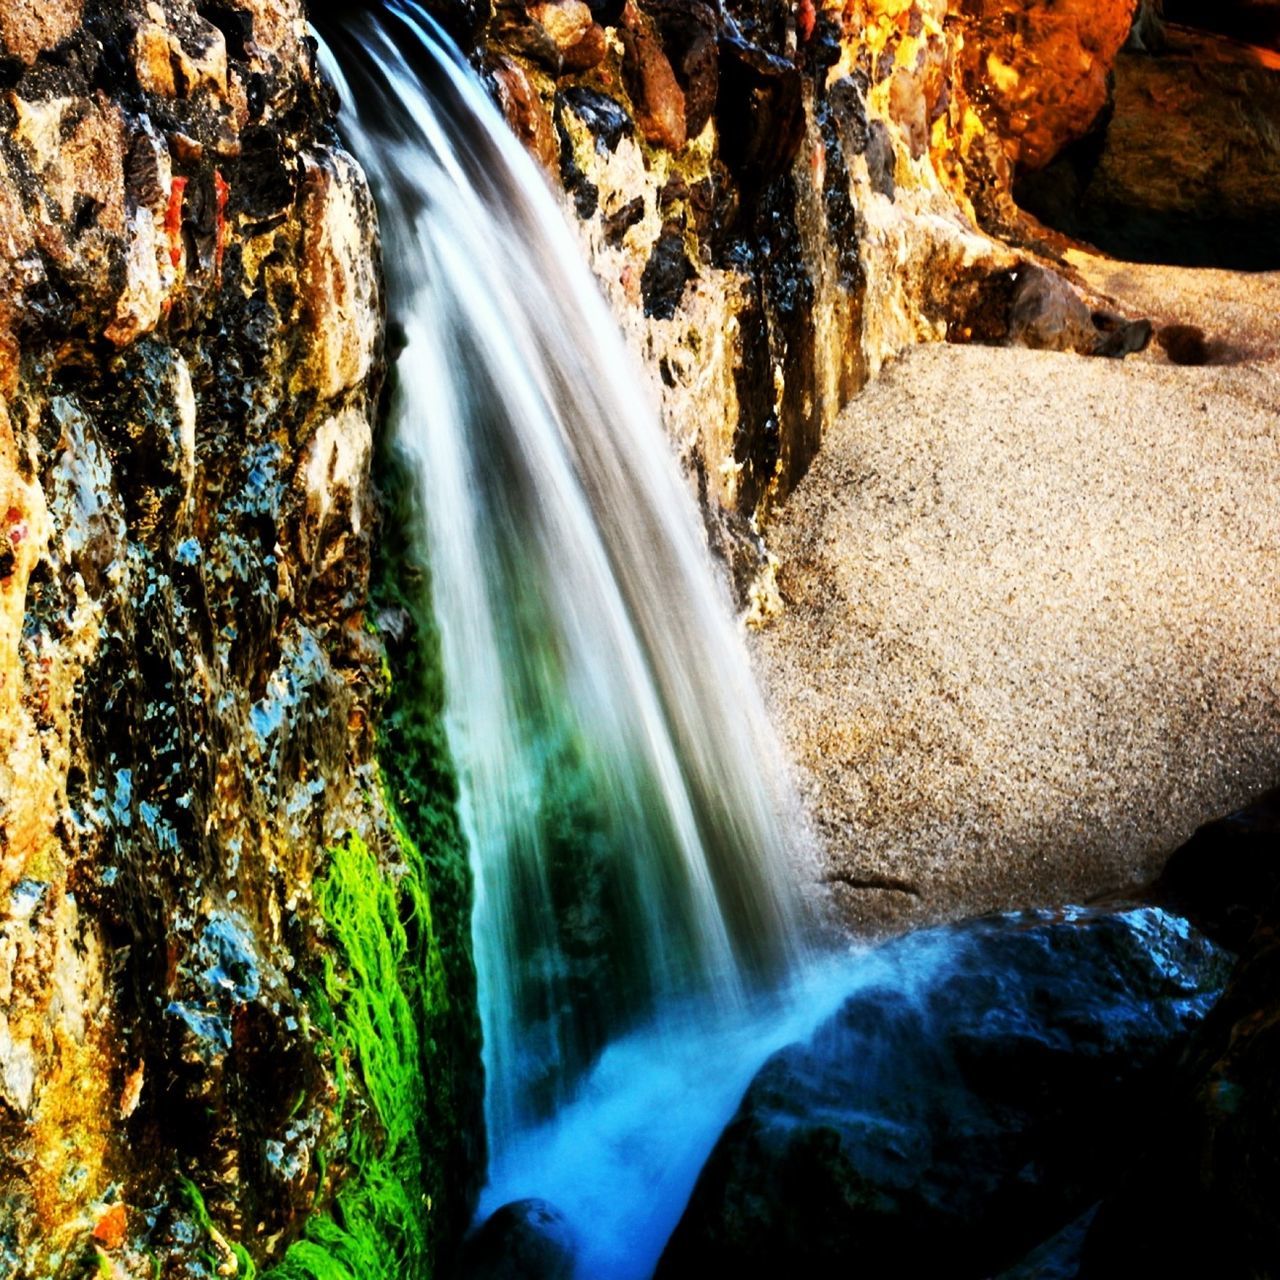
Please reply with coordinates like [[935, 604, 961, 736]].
[[0, 0, 83, 66], [92, 1204, 127, 1250], [620, 3, 688, 152], [962, 0, 1140, 169]]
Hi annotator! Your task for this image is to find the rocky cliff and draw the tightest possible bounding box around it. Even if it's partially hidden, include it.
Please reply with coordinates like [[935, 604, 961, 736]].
[[0, 2, 479, 1276]]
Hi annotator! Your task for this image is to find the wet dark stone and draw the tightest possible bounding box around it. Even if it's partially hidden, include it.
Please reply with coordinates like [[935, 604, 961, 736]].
[[463, 1199, 577, 1280], [716, 34, 804, 211], [755, 174, 817, 494], [658, 906, 1230, 1279], [1149, 787, 1280, 951], [560, 86, 633, 152], [641, 223, 693, 320], [553, 94, 599, 218], [817, 99, 864, 292], [997, 1208, 1098, 1280], [728, 276, 778, 513]]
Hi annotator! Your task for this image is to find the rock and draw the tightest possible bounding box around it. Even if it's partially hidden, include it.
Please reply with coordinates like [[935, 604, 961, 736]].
[[560, 87, 633, 152], [998, 1207, 1099, 1279], [658, 906, 1230, 1278], [715, 33, 804, 200], [463, 1199, 578, 1280], [959, 0, 1140, 170], [1007, 264, 1150, 357], [1014, 29, 1280, 270], [641, 222, 694, 319], [620, 3, 687, 152], [1149, 787, 1280, 949], [491, 56, 560, 172], [529, 0, 593, 52], [0, 0, 82, 65], [1081, 915, 1280, 1275]]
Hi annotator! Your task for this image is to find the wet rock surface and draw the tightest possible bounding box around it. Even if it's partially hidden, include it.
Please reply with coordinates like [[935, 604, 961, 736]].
[[467, 0, 1145, 541], [0, 1, 481, 1276], [463, 1199, 579, 1280], [657, 906, 1230, 1278]]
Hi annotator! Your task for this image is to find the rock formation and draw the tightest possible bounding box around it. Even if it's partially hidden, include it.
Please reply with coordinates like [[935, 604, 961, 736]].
[[0, 2, 479, 1276]]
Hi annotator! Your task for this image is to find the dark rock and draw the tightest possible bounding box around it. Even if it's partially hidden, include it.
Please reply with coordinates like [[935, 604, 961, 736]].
[[1080, 886, 1280, 1277], [1090, 310, 1154, 358], [463, 1199, 577, 1280], [998, 1207, 1099, 1280], [1149, 786, 1280, 952], [641, 222, 693, 319], [561, 86, 633, 152], [716, 33, 804, 205], [864, 119, 895, 200], [603, 194, 645, 245], [657, 906, 1230, 1279], [1007, 264, 1150, 358]]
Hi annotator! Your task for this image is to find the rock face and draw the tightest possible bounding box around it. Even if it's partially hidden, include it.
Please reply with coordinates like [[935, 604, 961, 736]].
[[657, 906, 1230, 1278], [1016, 27, 1280, 270], [1081, 791, 1280, 1278], [0, 2, 480, 1277], [466, 0, 1148, 571]]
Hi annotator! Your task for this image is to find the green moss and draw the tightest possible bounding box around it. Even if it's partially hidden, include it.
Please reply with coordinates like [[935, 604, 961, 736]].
[[263, 828, 443, 1280]]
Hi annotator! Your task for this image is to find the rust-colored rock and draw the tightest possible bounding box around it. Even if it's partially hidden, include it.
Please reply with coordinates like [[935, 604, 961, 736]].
[[620, 3, 688, 152], [960, 0, 1139, 169], [490, 56, 560, 172]]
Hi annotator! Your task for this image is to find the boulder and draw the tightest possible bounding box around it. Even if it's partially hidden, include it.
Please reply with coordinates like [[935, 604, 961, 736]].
[[463, 1199, 578, 1280], [1015, 29, 1280, 270], [657, 906, 1230, 1278]]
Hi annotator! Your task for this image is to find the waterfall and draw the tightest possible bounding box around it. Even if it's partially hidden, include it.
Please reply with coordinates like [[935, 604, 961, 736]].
[[319, 2, 821, 1262]]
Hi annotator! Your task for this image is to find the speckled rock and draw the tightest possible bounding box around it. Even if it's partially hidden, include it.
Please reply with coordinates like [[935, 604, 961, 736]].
[[0, 2, 480, 1277]]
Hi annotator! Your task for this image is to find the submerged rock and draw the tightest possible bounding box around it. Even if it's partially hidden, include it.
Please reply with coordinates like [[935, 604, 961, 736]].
[[658, 906, 1230, 1278]]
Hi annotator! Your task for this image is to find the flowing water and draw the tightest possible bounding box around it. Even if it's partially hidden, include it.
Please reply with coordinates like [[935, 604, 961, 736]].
[[320, 6, 832, 1271]]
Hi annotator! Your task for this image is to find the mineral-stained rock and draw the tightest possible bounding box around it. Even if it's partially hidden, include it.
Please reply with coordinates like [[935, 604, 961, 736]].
[[0, 2, 480, 1277], [658, 907, 1230, 1279]]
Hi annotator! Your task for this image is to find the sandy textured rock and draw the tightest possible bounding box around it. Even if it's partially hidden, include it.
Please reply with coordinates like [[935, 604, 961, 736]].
[[754, 261, 1280, 932]]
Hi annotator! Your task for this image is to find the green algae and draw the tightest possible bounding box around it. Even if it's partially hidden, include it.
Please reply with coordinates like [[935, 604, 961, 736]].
[[264, 826, 444, 1280]]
